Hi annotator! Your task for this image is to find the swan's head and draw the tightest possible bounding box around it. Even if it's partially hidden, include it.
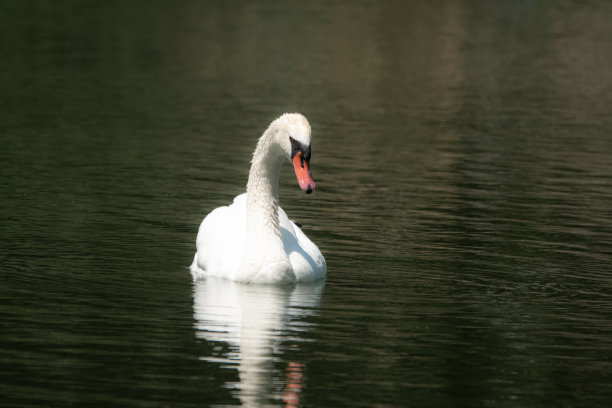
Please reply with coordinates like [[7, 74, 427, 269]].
[[273, 113, 316, 194]]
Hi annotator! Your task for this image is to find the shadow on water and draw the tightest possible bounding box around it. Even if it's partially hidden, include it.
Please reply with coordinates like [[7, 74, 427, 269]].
[[192, 278, 325, 407]]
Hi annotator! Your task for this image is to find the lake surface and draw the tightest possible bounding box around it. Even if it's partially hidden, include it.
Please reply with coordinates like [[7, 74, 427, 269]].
[[2, 1, 612, 407]]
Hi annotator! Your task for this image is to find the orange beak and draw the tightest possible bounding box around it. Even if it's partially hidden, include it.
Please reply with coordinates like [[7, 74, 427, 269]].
[[292, 152, 315, 194]]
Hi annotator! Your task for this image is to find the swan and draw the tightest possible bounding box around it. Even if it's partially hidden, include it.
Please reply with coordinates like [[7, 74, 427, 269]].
[[190, 113, 326, 284]]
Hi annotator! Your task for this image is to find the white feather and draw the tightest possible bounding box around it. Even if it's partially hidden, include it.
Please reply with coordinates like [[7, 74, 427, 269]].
[[190, 114, 327, 284]]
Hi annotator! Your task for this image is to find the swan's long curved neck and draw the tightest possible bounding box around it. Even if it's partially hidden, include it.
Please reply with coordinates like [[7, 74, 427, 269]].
[[245, 126, 285, 243]]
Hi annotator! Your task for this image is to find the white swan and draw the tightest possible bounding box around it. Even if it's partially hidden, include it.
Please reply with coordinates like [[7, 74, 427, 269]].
[[190, 113, 326, 284]]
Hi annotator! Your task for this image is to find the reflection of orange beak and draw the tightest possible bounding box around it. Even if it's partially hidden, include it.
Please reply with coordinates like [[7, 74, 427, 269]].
[[283, 361, 304, 408], [292, 152, 315, 194]]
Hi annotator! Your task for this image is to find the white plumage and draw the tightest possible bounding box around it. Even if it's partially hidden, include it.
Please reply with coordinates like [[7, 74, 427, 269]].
[[190, 113, 326, 284]]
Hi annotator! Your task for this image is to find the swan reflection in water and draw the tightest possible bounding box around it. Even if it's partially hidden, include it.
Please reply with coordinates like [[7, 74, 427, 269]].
[[193, 277, 324, 407]]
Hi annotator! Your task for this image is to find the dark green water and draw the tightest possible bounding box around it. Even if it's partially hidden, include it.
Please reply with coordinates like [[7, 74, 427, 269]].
[[2, 1, 612, 407]]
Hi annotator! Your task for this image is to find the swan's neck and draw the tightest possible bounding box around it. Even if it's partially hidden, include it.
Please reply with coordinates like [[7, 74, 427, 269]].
[[245, 127, 286, 246], [237, 126, 294, 283]]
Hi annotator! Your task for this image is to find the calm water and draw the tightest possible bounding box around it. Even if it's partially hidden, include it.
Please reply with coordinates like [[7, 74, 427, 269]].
[[2, 1, 612, 407]]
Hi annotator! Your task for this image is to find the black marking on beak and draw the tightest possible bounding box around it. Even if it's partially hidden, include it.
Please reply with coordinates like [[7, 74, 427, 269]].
[[290, 136, 311, 162]]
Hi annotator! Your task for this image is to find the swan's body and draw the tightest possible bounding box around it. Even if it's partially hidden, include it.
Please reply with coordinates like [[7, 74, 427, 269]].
[[190, 113, 326, 284]]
